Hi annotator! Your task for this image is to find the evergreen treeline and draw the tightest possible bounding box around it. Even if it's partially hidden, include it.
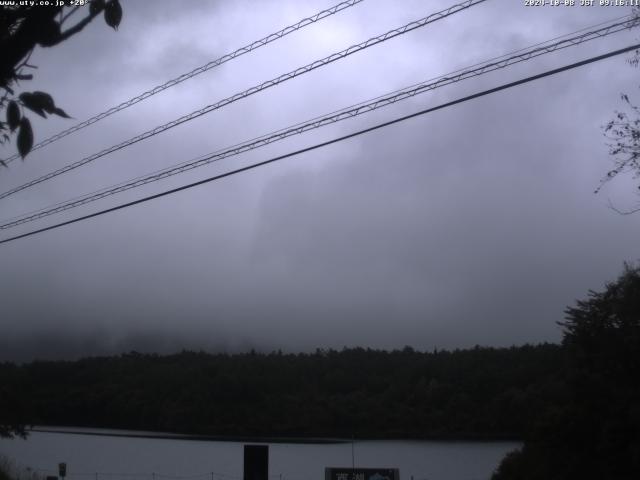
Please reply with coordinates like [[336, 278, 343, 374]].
[[0, 343, 566, 440], [4, 264, 637, 477], [492, 263, 640, 479]]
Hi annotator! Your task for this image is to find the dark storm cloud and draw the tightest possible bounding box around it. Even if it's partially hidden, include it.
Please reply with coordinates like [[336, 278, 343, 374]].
[[1, 0, 640, 361]]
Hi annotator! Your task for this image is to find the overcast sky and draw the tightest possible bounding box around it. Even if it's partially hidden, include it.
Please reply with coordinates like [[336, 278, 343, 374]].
[[1, 0, 639, 362]]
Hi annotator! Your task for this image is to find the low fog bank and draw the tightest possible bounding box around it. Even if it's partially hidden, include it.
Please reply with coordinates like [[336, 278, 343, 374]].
[[0, 329, 253, 364], [0, 328, 559, 364]]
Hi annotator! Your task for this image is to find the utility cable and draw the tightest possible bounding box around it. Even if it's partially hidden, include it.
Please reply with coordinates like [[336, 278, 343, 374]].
[[0, 0, 365, 165], [1, 15, 635, 230], [1, 43, 637, 245], [0, 0, 487, 200]]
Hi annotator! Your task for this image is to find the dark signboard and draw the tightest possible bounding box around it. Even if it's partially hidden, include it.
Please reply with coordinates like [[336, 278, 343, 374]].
[[325, 468, 399, 480], [244, 445, 268, 480]]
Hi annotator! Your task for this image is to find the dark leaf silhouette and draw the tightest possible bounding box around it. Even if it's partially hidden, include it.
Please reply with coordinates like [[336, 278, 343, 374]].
[[52, 107, 71, 119], [104, 0, 123, 30], [0, 2, 124, 177], [7, 101, 20, 132], [19, 91, 68, 119], [31, 91, 56, 113], [17, 117, 33, 159], [18, 92, 47, 118]]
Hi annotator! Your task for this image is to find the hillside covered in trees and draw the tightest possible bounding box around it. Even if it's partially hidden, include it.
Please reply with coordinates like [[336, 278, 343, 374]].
[[493, 264, 640, 479], [2, 264, 638, 478], [1, 344, 565, 440]]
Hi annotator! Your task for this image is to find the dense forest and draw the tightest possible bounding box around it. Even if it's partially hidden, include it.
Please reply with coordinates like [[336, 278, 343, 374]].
[[492, 263, 640, 480], [2, 264, 638, 479], [1, 343, 566, 440]]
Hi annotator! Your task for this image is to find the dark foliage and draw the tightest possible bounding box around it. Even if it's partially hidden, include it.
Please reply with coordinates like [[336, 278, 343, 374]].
[[600, 94, 640, 211], [0, 344, 565, 440], [493, 264, 640, 480], [599, 11, 640, 212], [0, 463, 12, 480], [0, 1, 122, 160], [0, 362, 30, 438]]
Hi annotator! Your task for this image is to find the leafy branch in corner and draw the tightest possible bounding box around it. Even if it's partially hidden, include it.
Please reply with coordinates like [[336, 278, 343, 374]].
[[599, 93, 640, 214], [0, 0, 123, 164], [597, 8, 640, 214], [0, 0, 123, 439]]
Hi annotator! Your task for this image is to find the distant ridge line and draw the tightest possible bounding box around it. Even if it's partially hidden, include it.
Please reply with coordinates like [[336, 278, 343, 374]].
[[29, 427, 350, 443]]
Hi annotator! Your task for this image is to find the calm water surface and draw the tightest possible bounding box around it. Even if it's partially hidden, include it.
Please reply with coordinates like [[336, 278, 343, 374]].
[[0, 430, 519, 480]]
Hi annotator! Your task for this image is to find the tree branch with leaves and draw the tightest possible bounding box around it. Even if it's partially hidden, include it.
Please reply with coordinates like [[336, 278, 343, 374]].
[[0, 0, 123, 439], [0, 0, 123, 165], [599, 93, 640, 214], [598, 9, 640, 214]]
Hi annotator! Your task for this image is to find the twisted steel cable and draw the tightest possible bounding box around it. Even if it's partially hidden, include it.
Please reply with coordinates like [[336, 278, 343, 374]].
[[1, 14, 636, 231], [0, 0, 365, 165], [0, 0, 487, 200], [2, 43, 639, 245]]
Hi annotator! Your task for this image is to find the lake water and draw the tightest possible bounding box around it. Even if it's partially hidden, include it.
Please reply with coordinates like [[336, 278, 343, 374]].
[[0, 429, 519, 480]]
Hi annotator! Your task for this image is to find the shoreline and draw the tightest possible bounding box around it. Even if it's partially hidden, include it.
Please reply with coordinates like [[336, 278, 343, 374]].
[[28, 426, 520, 444]]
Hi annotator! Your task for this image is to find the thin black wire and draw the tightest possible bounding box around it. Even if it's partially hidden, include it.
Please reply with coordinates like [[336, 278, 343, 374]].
[[0, 0, 487, 201], [0, 0, 365, 165], [1, 14, 635, 230], [11, 7, 622, 225], [1, 43, 637, 246]]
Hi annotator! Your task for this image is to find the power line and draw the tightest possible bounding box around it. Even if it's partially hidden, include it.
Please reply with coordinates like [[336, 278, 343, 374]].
[[0, 0, 487, 201], [1, 15, 635, 230], [1, 43, 637, 246], [2, 14, 632, 227], [0, 0, 365, 165]]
